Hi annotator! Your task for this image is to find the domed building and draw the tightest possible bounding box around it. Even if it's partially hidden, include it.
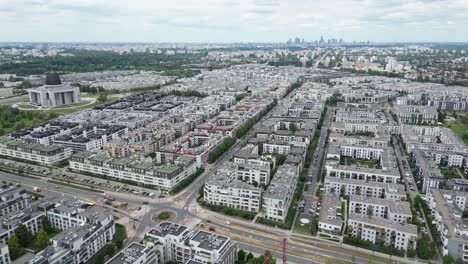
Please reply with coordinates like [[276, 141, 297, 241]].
[[28, 71, 81, 107]]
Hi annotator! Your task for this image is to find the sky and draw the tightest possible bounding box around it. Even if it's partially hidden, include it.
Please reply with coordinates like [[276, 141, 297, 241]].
[[1, 0, 468, 43]]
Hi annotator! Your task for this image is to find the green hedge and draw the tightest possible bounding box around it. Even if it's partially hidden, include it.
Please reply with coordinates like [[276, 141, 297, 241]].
[[343, 236, 405, 257], [169, 168, 205, 195], [198, 198, 256, 220]]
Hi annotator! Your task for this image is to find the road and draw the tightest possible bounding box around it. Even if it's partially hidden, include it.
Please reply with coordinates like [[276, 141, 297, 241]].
[[296, 107, 332, 227]]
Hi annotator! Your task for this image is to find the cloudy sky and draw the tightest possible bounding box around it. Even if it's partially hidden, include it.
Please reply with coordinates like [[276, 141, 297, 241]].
[[2, 0, 468, 43]]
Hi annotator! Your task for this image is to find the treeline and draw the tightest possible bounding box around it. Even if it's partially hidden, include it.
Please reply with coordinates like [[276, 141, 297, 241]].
[[235, 118, 256, 138], [198, 199, 256, 220], [343, 236, 406, 257], [341, 68, 404, 78], [0, 49, 204, 77], [207, 137, 236, 164], [0, 106, 58, 135], [71, 83, 105, 94], [169, 89, 208, 98], [169, 168, 205, 195], [234, 93, 249, 101]]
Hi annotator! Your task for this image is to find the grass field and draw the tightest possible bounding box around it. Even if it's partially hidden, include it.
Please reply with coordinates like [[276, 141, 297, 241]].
[[448, 123, 468, 145]]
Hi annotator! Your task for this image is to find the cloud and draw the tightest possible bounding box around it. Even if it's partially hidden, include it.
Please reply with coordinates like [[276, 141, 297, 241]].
[[0, 0, 467, 42]]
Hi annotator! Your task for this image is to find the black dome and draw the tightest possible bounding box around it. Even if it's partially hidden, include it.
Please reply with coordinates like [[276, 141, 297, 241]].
[[45, 72, 61, 85]]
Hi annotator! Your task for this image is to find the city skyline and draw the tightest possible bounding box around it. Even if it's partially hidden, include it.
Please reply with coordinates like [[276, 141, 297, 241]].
[[2, 0, 468, 43]]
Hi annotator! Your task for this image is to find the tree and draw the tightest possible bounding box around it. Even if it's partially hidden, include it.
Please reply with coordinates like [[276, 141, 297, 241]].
[[289, 122, 298, 132], [36, 229, 50, 247], [97, 93, 108, 103], [443, 255, 455, 264], [41, 216, 53, 233], [417, 234, 436, 259], [238, 249, 247, 264], [8, 235, 22, 260], [246, 252, 254, 261], [14, 224, 33, 247]]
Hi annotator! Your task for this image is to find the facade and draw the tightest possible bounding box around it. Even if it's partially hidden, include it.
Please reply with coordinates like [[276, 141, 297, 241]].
[[262, 164, 299, 222], [347, 213, 418, 251], [69, 152, 197, 191], [28, 72, 81, 108], [29, 200, 115, 264], [204, 165, 262, 212], [348, 195, 412, 224], [106, 242, 160, 264], [318, 194, 343, 236], [324, 177, 406, 201], [426, 189, 468, 261], [0, 185, 31, 217], [394, 105, 438, 124], [0, 244, 10, 264], [0, 138, 72, 165], [146, 222, 237, 264]]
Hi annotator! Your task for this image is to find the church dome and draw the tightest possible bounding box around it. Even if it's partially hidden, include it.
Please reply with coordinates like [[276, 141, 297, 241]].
[[45, 71, 62, 85]]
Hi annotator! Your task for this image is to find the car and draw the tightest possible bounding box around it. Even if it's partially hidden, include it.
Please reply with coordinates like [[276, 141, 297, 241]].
[[410, 186, 416, 191], [143, 201, 149, 205], [306, 181, 312, 185], [136, 206, 142, 210], [309, 208, 315, 214]]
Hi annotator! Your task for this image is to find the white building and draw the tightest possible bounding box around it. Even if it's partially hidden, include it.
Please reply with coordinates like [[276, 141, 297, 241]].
[[0, 244, 10, 264], [28, 72, 81, 108], [318, 194, 343, 236], [347, 213, 418, 251], [0, 138, 72, 165], [146, 222, 237, 264]]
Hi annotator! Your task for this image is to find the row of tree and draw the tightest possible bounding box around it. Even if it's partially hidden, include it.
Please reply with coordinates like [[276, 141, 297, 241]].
[[0, 49, 205, 77], [169, 89, 208, 98], [237, 249, 275, 264], [207, 137, 236, 163], [235, 118, 256, 138]]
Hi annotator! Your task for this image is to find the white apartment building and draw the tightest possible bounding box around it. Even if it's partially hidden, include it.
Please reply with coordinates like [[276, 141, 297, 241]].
[[349, 195, 412, 224], [426, 189, 468, 261], [0, 244, 10, 264], [0, 185, 31, 217], [204, 169, 262, 212], [394, 105, 438, 125], [318, 194, 343, 236], [262, 164, 299, 222], [106, 242, 160, 264], [324, 177, 406, 201], [348, 213, 418, 251], [30, 200, 116, 264], [325, 164, 400, 184], [0, 206, 44, 245], [236, 163, 271, 187], [69, 152, 197, 191], [0, 138, 72, 165], [147, 222, 237, 264]]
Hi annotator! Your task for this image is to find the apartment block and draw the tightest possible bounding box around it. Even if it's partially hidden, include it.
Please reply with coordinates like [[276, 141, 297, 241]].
[[349, 195, 412, 224], [318, 194, 343, 236], [0, 138, 72, 165], [146, 222, 237, 264], [426, 189, 468, 261], [347, 213, 417, 251], [0, 185, 31, 217]]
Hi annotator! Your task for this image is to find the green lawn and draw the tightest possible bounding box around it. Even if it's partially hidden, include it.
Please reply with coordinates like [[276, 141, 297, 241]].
[[449, 123, 468, 145], [0, 95, 28, 106], [343, 157, 381, 169]]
